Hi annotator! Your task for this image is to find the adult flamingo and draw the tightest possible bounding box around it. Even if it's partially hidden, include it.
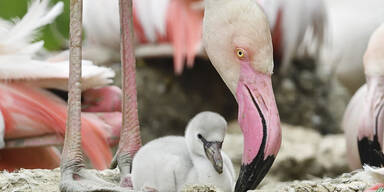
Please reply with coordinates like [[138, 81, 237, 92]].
[[59, 0, 281, 191], [342, 23, 384, 191], [0, 0, 122, 171]]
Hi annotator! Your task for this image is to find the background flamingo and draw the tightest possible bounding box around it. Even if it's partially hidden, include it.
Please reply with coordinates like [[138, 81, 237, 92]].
[[320, 0, 384, 94], [82, 0, 327, 77], [257, 0, 328, 75], [342, 23, 384, 192], [83, 0, 204, 74], [0, 0, 122, 171]]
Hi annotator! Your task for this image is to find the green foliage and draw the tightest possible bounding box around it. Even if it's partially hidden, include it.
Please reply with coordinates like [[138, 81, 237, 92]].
[[0, 0, 70, 51]]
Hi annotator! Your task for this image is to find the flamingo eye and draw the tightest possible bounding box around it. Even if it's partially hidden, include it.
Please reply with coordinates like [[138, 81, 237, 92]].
[[236, 48, 246, 58]]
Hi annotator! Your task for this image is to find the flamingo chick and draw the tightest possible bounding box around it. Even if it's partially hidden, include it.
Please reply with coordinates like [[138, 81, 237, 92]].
[[342, 23, 384, 191], [131, 111, 235, 192]]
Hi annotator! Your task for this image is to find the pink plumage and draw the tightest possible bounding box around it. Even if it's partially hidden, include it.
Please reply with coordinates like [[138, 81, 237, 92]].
[[343, 23, 384, 171], [0, 0, 122, 170]]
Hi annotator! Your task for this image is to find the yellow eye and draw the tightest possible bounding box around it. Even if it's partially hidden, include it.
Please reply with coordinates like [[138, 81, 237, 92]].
[[236, 48, 245, 58]]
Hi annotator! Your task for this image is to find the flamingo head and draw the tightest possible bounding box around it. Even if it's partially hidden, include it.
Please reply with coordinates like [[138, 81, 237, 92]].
[[185, 111, 227, 174], [203, 0, 281, 190]]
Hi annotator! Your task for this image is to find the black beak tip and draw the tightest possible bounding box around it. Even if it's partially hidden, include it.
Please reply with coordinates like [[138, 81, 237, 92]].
[[217, 168, 223, 174], [214, 164, 223, 174], [235, 155, 276, 192]]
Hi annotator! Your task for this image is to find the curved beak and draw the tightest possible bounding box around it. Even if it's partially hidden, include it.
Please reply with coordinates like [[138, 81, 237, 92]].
[[203, 140, 223, 174], [235, 61, 281, 191]]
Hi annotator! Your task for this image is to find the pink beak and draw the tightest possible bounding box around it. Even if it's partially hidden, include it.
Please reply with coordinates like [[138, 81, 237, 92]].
[[235, 60, 281, 191]]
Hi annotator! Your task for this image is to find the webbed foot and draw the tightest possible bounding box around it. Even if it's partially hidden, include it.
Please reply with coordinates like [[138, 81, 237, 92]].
[[60, 168, 130, 192], [119, 173, 133, 188]]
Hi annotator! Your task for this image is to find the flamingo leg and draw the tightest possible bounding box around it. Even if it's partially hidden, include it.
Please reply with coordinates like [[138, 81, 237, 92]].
[[112, 0, 142, 188], [59, 1, 126, 191], [61, 0, 84, 174], [60, 0, 139, 191]]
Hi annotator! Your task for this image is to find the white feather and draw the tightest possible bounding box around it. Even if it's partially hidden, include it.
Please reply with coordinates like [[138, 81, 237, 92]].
[[363, 165, 384, 183], [256, 0, 328, 75], [342, 85, 367, 169], [321, 0, 384, 93], [0, 20, 12, 34], [0, 0, 115, 91], [83, 0, 171, 45], [134, 0, 157, 42], [150, 0, 169, 37], [0, 56, 114, 91], [83, 0, 120, 51], [257, 0, 280, 29], [83, 0, 170, 51], [0, 0, 63, 55]]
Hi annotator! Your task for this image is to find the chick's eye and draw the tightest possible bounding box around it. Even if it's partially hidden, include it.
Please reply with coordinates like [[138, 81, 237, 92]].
[[197, 134, 202, 139], [236, 48, 246, 58]]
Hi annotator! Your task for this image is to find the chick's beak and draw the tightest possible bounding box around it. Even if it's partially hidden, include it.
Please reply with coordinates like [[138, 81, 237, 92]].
[[203, 141, 223, 174]]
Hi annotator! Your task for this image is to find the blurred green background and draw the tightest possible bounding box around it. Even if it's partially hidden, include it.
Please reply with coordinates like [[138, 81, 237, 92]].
[[0, 0, 70, 50]]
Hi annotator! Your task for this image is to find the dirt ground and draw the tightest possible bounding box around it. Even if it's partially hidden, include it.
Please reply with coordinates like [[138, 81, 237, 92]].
[[0, 124, 370, 192], [0, 47, 359, 192], [0, 166, 375, 192]]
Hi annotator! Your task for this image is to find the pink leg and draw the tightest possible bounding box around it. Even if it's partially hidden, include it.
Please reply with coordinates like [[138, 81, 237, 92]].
[[112, 0, 142, 187], [60, 0, 140, 191], [59, 1, 126, 191], [60, 0, 84, 176]]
